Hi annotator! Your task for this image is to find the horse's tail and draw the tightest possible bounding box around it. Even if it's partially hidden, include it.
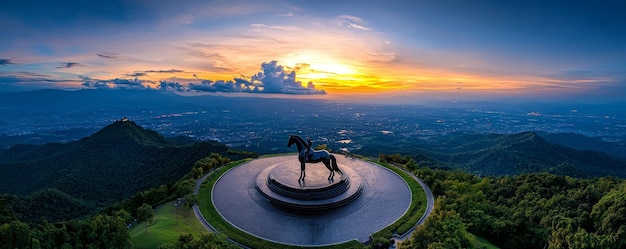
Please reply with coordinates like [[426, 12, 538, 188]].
[[330, 154, 343, 175]]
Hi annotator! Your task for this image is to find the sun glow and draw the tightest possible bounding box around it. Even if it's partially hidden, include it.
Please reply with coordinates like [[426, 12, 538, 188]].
[[273, 47, 598, 96], [280, 52, 358, 79]]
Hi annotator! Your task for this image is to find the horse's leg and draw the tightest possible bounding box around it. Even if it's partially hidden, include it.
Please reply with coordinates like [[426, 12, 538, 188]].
[[323, 160, 334, 180], [299, 161, 306, 181], [330, 154, 343, 175]]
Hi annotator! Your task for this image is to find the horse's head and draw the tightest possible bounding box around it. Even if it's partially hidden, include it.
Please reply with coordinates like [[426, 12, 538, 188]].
[[287, 135, 295, 147]]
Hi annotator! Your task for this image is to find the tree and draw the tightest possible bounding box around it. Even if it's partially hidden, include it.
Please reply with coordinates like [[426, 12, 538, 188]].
[[87, 213, 131, 249], [405, 157, 418, 171], [590, 183, 626, 248], [314, 144, 331, 152], [113, 209, 132, 226], [0, 220, 31, 249], [182, 194, 198, 216], [137, 203, 154, 233], [401, 198, 471, 249], [195, 233, 239, 249], [177, 233, 195, 249], [175, 179, 195, 197], [168, 233, 239, 249]]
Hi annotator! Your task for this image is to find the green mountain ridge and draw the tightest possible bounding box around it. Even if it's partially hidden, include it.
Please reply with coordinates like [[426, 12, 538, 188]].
[[356, 131, 626, 178], [537, 131, 626, 159], [0, 119, 243, 222]]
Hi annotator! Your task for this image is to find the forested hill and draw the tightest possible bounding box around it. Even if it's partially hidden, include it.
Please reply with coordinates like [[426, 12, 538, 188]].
[[0, 119, 250, 222], [538, 132, 626, 159], [356, 131, 626, 178]]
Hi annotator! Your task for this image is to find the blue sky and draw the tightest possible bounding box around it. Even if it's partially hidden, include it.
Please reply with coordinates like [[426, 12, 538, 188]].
[[1, 0, 625, 102]]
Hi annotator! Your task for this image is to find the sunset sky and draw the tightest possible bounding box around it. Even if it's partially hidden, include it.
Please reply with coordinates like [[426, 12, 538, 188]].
[[2, 0, 626, 102]]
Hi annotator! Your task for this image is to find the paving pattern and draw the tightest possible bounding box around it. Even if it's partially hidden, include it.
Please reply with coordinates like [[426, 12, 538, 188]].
[[211, 155, 412, 246]]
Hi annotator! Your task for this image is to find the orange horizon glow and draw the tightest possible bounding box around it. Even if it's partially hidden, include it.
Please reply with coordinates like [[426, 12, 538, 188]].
[[49, 53, 602, 98]]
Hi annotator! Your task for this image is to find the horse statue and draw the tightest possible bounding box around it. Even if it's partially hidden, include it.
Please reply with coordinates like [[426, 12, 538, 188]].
[[287, 134, 343, 181]]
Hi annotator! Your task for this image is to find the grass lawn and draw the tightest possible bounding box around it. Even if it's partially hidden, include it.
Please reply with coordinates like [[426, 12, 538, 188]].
[[369, 159, 428, 240], [130, 200, 208, 249], [468, 233, 500, 249]]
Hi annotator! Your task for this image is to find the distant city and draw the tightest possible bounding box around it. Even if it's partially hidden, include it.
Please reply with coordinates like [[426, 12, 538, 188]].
[[2, 91, 624, 154]]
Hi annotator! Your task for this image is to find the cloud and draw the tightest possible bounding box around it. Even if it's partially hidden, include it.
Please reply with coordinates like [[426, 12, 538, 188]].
[[126, 72, 147, 77], [144, 69, 185, 73], [252, 61, 325, 94], [0, 58, 16, 66], [96, 53, 117, 59], [159, 81, 186, 91], [0, 72, 53, 85], [336, 15, 370, 31], [183, 61, 326, 95], [337, 15, 364, 23], [250, 23, 301, 31], [189, 80, 250, 93], [56, 62, 86, 68], [78, 61, 325, 95], [110, 78, 145, 87], [347, 23, 370, 31], [81, 78, 151, 89], [536, 70, 626, 99], [289, 63, 340, 76], [276, 12, 295, 17], [0, 72, 82, 91], [125, 69, 185, 77], [81, 80, 109, 89]]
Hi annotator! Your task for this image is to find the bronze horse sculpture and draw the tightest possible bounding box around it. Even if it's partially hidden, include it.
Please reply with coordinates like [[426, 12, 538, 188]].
[[287, 135, 343, 181]]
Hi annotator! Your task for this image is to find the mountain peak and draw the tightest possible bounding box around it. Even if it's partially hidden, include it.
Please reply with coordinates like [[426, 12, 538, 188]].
[[88, 118, 169, 146]]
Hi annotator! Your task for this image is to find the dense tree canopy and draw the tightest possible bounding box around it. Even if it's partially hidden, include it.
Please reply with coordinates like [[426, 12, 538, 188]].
[[0, 121, 250, 223], [385, 152, 626, 249], [361, 132, 626, 178], [0, 126, 240, 249]]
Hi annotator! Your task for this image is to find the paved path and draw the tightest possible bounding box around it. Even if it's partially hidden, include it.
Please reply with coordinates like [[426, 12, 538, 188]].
[[192, 172, 217, 232], [390, 164, 435, 245]]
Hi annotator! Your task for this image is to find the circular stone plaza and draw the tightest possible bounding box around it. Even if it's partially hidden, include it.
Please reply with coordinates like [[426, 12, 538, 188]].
[[207, 155, 419, 246]]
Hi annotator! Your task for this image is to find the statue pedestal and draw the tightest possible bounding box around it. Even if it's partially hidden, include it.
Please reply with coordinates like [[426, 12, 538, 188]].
[[255, 161, 363, 211]]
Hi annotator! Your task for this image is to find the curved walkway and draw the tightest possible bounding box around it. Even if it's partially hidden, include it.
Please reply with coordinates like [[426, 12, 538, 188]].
[[192, 172, 217, 232], [390, 165, 435, 244]]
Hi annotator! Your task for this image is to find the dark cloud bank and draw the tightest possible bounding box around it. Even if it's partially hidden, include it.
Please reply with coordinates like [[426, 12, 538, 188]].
[[0, 58, 17, 66], [57, 62, 86, 68], [82, 61, 326, 95]]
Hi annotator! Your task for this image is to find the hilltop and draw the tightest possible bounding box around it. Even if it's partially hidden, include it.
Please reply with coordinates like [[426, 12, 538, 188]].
[[0, 119, 251, 222]]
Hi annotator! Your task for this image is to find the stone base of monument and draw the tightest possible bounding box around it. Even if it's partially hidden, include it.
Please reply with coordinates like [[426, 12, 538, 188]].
[[255, 161, 363, 211]]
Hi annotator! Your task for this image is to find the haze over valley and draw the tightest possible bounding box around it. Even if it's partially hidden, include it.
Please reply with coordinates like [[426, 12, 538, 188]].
[[2, 89, 624, 156]]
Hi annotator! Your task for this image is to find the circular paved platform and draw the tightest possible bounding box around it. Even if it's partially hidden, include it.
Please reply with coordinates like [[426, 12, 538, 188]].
[[211, 155, 412, 246]]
